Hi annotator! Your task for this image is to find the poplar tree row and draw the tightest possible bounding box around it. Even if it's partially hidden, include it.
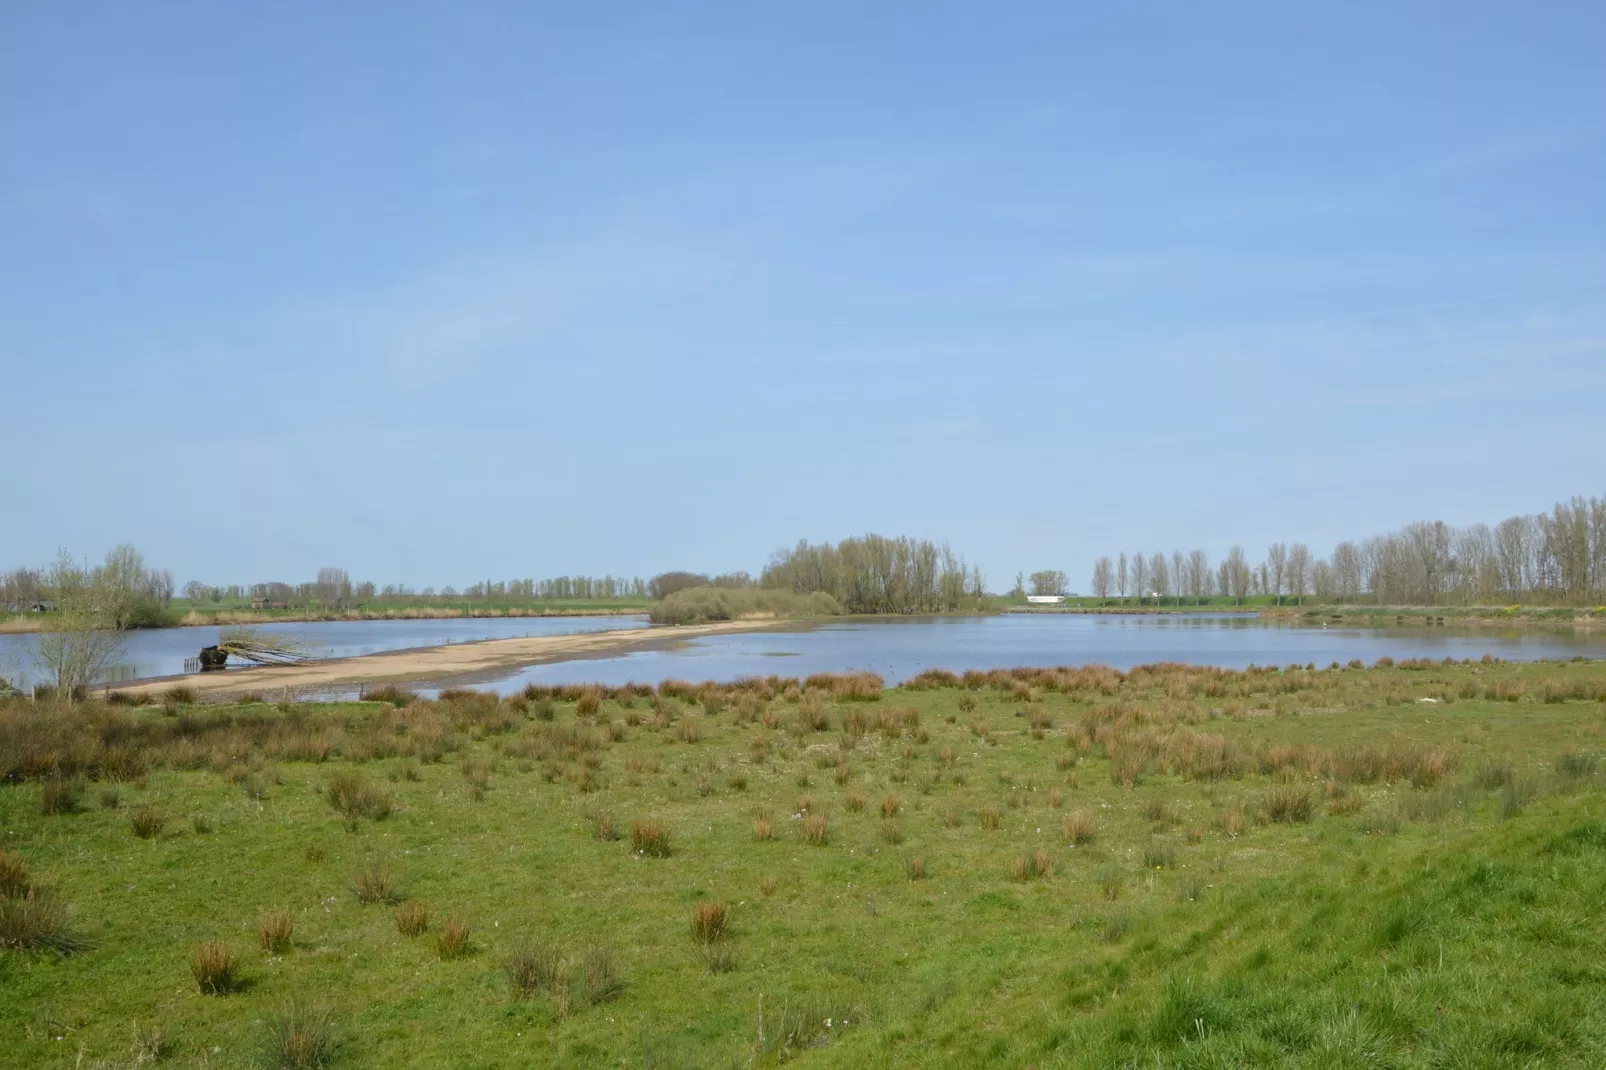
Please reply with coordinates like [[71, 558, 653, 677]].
[[1084, 492, 1606, 606]]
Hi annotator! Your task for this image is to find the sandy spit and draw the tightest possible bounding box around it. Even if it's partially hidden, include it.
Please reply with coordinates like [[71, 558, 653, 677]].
[[106, 620, 774, 698]]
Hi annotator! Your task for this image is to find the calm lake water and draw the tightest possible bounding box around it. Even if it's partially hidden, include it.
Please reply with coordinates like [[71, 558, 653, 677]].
[[473, 613, 1606, 694], [3, 613, 1601, 696], [0, 615, 648, 689]]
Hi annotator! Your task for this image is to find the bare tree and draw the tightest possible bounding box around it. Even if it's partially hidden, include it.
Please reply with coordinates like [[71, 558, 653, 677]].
[[316, 567, 352, 607], [1331, 541, 1362, 601], [33, 550, 126, 701], [1171, 551, 1185, 600], [1131, 553, 1150, 601], [1091, 557, 1113, 599], [1149, 553, 1170, 603], [1116, 553, 1129, 599], [1266, 543, 1288, 604], [1221, 545, 1250, 603], [1312, 559, 1334, 598], [1286, 543, 1311, 605]]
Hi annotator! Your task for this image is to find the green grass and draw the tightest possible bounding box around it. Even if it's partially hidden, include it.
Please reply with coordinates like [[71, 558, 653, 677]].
[[2, 659, 1605, 1066]]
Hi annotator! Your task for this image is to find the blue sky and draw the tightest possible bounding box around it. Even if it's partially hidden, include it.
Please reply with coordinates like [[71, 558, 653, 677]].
[[3, 2, 1603, 591]]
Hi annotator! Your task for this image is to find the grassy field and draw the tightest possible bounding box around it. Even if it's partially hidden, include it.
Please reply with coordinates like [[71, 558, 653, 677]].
[[3, 658, 1606, 1067]]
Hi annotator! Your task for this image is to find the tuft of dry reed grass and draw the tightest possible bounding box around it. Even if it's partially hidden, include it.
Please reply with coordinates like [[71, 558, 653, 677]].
[[436, 916, 470, 959], [633, 820, 670, 857], [394, 901, 427, 937], [192, 940, 236, 994], [691, 901, 728, 943], [352, 863, 394, 904], [258, 907, 294, 953], [800, 814, 828, 846], [1062, 811, 1096, 846]]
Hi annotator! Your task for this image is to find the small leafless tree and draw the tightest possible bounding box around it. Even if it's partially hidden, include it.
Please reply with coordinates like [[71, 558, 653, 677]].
[[1266, 543, 1288, 604], [1286, 544, 1311, 605], [1091, 558, 1113, 599], [33, 550, 126, 701], [1149, 554, 1170, 602]]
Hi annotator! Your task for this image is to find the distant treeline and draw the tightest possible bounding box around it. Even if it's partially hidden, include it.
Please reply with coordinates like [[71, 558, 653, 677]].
[[1077, 492, 1606, 607], [171, 571, 652, 608], [759, 535, 985, 614], [2, 546, 173, 625]]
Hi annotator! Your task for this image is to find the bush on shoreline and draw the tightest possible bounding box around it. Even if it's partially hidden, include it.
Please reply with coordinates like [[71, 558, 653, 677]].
[[648, 587, 843, 625]]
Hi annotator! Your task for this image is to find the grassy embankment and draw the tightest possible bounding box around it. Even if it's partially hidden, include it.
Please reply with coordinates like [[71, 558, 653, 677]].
[[4, 659, 1606, 1067]]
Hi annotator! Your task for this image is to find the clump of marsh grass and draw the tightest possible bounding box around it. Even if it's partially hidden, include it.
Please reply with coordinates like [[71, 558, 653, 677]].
[[258, 1002, 339, 1069], [978, 807, 1000, 830], [1500, 779, 1539, 820], [39, 777, 83, 815], [754, 997, 862, 1060], [506, 943, 567, 998], [632, 821, 670, 857], [1142, 841, 1176, 870], [1100, 910, 1131, 943], [1219, 804, 1246, 837], [0, 851, 30, 899], [882, 821, 904, 845], [800, 814, 828, 846], [506, 942, 623, 1010], [1062, 810, 1097, 846], [1473, 762, 1515, 790], [394, 901, 427, 937], [906, 856, 926, 881], [691, 901, 728, 944], [1263, 785, 1315, 824], [129, 806, 168, 839], [259, 907, 294, 953], [880, 795, 900, 819], [0, 886, 86, 954], [592, 812, 618, 842], [752, 816, 774, 841], [325, 771, 394, 830], [845, 793, 865, 813], [352, 862, 394, 904], [437, 916, 471, 959], [192, 940, 237, 994], [1557, 752, 1599, 779], [1009, 851, 1055, 882], [1098, 868, 1124, 900], [759, 876, 777, 896]]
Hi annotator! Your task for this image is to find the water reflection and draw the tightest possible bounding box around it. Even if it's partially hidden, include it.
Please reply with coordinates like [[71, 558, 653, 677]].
[[470, 613, 1606, 694]]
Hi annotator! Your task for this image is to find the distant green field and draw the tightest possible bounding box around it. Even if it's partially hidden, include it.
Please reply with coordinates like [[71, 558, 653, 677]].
[[3, 659, 1605, 1067]]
